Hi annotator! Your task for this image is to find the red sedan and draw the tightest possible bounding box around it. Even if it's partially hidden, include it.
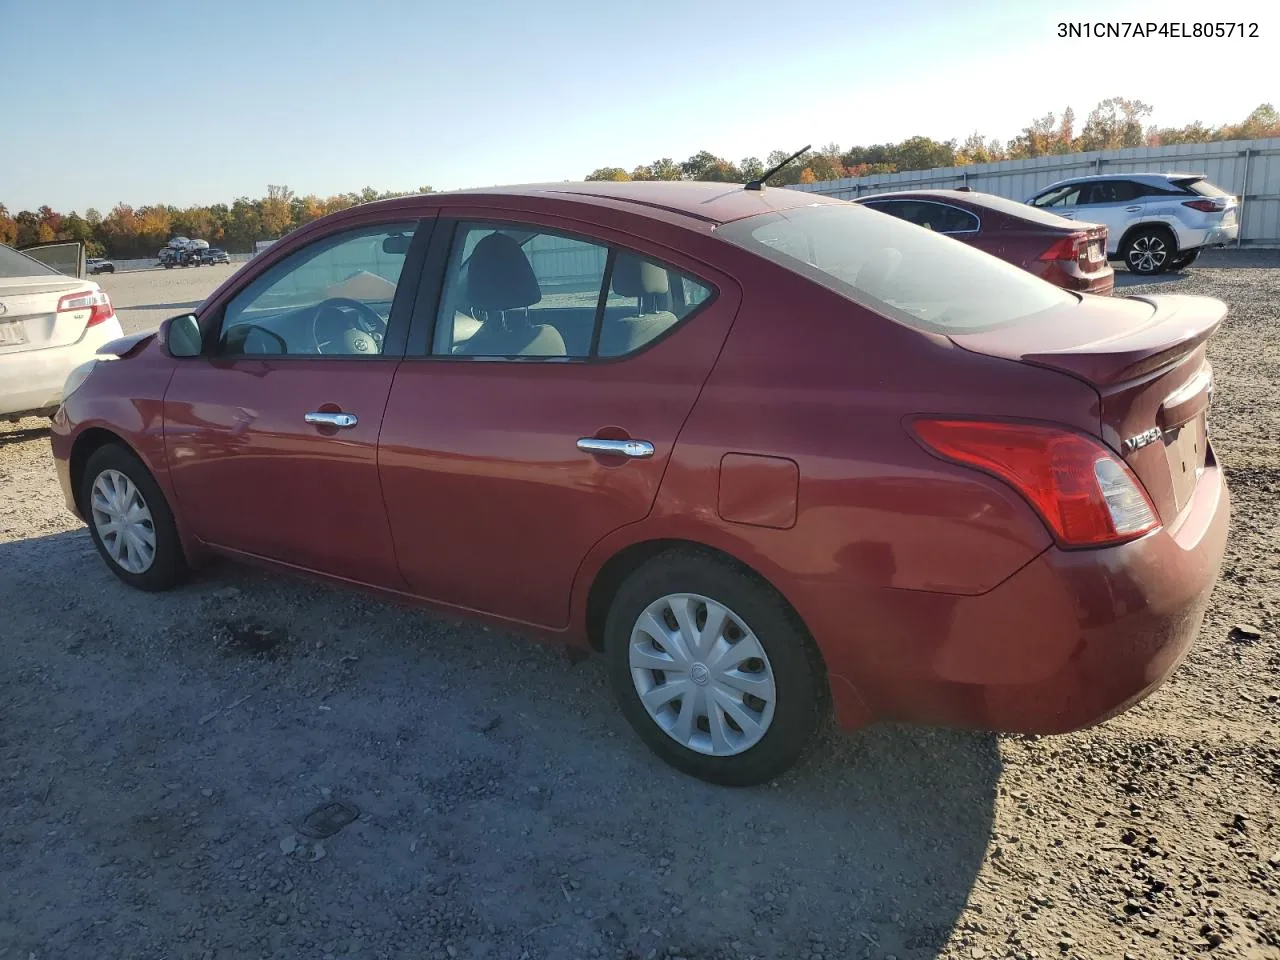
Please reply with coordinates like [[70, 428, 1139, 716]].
[[853, 188, 1116, 294], [50, 181, 1228, 786]]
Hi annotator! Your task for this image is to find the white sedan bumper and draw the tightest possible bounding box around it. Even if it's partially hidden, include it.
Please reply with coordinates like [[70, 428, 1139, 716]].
[[0, 317, 125, 419]]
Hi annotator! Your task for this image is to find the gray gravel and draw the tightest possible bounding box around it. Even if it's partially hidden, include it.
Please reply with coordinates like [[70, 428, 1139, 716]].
[[1, 251, 1278, 960]]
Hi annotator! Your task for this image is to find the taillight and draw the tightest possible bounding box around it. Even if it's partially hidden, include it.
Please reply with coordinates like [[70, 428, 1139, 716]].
[[910, 419, 1159, 547], [56, 290, 115, 327], [1182, 199, 1222, 213], [1038, 233, 1087, 262]]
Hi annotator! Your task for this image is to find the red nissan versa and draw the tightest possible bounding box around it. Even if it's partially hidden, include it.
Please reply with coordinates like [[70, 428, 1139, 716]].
[[49, 181, 1229, 786], [854, 189, 1115, 294]]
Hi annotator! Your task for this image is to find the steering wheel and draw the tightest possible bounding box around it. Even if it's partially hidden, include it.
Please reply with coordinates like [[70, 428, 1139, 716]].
[[310, 297, 387, 355]]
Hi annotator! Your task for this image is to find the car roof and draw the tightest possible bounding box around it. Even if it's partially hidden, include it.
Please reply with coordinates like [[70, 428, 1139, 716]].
[[855, 188, 1086, 229], [1033, 172, 1206, 191], [356, 180, 845, 227]]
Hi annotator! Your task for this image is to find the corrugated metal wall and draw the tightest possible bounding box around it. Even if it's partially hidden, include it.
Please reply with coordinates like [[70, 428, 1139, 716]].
[[788, 137, 1280, 246]]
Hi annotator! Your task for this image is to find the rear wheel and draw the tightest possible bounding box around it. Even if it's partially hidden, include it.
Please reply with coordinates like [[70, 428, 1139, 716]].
[[1123, 226, 1176, 275], [604, 549, 824, 786], [82, 444, 188, 591], [1169, 249, 1201, 270]]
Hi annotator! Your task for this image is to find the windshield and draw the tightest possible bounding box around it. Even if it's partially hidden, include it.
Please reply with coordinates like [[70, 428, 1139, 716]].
[[0, 243, 61, 279], [717, 202, 1074, 334]]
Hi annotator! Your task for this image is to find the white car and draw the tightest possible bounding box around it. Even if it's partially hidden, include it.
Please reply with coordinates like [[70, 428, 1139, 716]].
[[1026, 173, 1239, 275], [0, 243, 125, 421], [86, 257, 116, 274]]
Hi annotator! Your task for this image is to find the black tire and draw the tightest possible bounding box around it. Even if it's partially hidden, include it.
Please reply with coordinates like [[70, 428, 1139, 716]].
[[604, 548, 825, 787], [1122, 225, 1177, 275], [81, 443, 188, 592], [1169, 249, 1201, 270]]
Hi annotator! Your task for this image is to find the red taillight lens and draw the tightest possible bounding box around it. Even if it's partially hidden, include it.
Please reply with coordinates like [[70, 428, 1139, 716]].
[[911, 419, 1159, 547], [1039, 233, 1086, 262], [57, 290, 115, 327], [1182, 199, 1221, 213]]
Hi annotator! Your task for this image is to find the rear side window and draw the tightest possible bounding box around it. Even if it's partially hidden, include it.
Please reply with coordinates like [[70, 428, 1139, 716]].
[[432, 221, 715, 360], [718, 203, 1074, 335], [1080, 181, 1142, 204], [865, 200, 978, 234]]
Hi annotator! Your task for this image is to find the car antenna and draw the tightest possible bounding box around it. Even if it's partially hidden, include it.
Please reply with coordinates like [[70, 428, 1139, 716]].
[[744, 144, 812, 191]]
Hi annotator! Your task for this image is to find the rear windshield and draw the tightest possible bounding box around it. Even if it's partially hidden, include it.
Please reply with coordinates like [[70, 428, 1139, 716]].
[[1177, 177, 1232, 198], [0, 243, 61, 279], [717, 203, 1074, 334]]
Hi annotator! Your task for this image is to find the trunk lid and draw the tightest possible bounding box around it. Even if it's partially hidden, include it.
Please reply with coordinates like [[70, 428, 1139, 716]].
[[0, 276, 101, 353], [950, 293, 1225, 523]]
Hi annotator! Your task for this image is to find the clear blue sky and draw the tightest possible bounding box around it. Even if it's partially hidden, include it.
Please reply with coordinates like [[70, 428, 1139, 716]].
[[1, 0, 1272, 212]]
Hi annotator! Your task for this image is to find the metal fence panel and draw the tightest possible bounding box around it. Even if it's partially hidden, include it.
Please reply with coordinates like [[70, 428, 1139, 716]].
[[788, 137, 1280, 246]]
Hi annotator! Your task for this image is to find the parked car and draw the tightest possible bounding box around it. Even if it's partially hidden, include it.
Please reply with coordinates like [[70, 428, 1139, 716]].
[[86, 257, 116, 275], [49, 181, 1229, 786], [1026, 173, 1239, 275], [0, 243, 123, 421], [853, 189, 1114, 294], [199, 247, 231, 265]]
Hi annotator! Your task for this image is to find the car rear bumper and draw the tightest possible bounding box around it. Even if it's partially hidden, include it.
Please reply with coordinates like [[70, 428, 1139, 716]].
[[0, 318, 125, 418], [821, 445, 1229, 734], [1182, 221, 1239, 250]]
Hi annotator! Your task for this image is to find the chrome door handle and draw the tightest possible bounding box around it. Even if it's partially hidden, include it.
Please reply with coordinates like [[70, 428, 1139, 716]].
[[305, 411, 359, 428], [577, 437, 654, 459]]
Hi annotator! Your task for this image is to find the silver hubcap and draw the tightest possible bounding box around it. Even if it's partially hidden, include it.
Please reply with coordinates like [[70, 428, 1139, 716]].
[[90, 469, 157, 574], [1128, 235, 1168, 272], [629, 593, 777, 757]]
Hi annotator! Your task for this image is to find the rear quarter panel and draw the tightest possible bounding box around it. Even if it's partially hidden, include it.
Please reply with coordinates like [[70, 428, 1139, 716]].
[[572, 256, 1106, 721]]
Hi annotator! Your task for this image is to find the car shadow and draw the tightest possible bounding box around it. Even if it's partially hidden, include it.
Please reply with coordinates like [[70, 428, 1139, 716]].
[[0, 531, 999, 960], [0, 425, 51, 446]]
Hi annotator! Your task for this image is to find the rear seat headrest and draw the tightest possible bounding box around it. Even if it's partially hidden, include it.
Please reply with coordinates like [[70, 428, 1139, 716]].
[[611, 253, 669, 298], [467, 233, 542, 311]]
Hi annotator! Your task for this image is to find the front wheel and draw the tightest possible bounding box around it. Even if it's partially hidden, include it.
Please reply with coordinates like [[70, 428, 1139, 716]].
[[1123, 227, 1176, 275], [604, 549, 825, 786], [82, 444, 188, 591]]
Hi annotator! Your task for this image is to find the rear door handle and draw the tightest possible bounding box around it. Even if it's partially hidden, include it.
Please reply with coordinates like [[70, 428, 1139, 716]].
[[305, 411, 359, 428], [1125, 205, 1142, 212], [577, 437, 654, 459]]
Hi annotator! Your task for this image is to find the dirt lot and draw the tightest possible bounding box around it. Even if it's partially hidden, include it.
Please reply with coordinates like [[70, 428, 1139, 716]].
[[1, 253, 1278, 960]]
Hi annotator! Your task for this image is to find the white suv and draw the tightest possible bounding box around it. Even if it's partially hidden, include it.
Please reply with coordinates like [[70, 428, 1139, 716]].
[[1026, 173, 1239, 275]]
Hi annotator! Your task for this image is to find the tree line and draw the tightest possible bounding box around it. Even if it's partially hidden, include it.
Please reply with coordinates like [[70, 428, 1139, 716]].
[[0, 185, 432, 260], [584, 100, 1279, 185], [4, 99, 1275, 260]]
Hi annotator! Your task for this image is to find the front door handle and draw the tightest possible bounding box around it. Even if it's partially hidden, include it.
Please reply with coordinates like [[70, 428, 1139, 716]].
[[305, 411, 359, 428], [577, 437, 654, 459], [1125, 205, 1142, 212]]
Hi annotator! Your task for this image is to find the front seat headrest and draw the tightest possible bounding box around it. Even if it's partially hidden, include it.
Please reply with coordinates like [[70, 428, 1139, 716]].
[[611, 254, 670, 298], [467, 233, 542, 311]]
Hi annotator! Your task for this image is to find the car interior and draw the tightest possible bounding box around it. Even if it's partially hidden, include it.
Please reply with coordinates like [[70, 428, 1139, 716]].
[[436, 229, 705, 359]]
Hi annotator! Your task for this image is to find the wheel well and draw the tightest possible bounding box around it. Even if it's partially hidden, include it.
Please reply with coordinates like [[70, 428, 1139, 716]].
[[69, 428, 132, 517], [583, 538, 812, 656], [1118, 222, 1178, 255]]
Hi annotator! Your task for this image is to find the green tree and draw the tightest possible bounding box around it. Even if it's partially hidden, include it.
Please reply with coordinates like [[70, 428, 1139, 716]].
[[585, 167, 632, 181], [1079, 97, 1152, 151]]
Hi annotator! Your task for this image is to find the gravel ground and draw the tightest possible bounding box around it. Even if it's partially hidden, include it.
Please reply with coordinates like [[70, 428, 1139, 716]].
[[1, 252, 1278, 960]]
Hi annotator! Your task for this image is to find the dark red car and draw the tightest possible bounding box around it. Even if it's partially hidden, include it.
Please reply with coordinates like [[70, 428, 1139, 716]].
[[50, 181, 1228, 786], [854, 188, 1115, 294]]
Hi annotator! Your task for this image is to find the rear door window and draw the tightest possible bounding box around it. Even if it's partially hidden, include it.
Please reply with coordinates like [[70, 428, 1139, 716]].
[[1079, 181, 1142, 205], [431, 221, 716, 360], [718, 203, 1074, 335]]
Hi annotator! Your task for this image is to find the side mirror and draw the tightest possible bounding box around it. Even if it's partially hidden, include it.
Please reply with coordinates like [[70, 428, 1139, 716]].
[[163, 313, 203, 358]]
